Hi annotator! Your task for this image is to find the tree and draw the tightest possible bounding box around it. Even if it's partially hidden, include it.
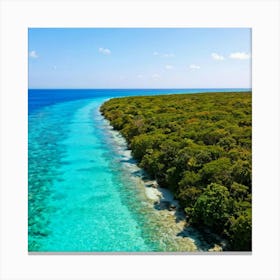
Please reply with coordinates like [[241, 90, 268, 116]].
[[176, 186, 202, 210], [230, 182, 249, 200], [191, 183, 230, 233], [199, 157, 232, 187], [179, 170, 201, 188], [232, 159, 252, 187], [228, 209, 252, 250], [140, 150, 164, 179]]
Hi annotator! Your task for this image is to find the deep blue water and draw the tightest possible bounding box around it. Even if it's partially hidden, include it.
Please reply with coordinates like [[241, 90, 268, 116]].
[[28, 88, 250, 113], [28, 88, 250, 252]]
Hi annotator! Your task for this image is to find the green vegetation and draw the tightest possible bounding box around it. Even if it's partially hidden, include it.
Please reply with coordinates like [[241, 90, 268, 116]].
[[100, 92, 252, 251]]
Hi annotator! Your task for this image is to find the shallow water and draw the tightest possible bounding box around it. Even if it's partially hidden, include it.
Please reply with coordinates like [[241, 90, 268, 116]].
[[28, 97, 198, 251]]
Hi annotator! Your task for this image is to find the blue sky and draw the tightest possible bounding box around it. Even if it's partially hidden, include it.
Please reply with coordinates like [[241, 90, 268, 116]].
[[28, 28, 251, 89]]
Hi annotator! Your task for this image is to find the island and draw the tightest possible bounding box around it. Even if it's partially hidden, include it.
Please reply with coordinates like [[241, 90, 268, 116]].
[[100, 91, 252, 251]]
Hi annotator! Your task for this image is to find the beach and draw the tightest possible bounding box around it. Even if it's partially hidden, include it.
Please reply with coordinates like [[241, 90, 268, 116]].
[[102, 114, 223, 252]]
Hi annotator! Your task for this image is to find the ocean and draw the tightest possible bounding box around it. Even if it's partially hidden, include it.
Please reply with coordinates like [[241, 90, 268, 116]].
[[28, 88, 250, 252]]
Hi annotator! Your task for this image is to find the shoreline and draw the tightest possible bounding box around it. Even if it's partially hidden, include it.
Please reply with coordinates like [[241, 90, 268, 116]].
[[100, 109, 225, 252]]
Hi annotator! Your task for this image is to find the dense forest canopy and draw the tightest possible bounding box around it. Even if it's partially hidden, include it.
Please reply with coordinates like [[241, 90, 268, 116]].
[[100, 92, 252, 251]]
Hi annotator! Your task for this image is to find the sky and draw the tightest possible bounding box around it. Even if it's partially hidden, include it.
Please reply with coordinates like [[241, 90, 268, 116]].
[[28, 28, 251, 89]]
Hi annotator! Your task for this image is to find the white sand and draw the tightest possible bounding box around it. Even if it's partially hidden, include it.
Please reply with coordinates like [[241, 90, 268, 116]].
[[144, 187, 163, 202]]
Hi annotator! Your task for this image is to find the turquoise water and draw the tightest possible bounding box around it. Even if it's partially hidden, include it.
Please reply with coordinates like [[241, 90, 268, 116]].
[[28, 97, 192, 251], [28, 88, 250, 252], [29, 98, 145, 251]]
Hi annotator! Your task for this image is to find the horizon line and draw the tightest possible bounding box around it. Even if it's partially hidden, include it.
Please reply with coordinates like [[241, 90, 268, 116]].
[[28, 87, 252, 90]]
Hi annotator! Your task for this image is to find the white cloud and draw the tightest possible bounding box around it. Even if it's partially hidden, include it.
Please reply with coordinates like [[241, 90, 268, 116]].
[[165, 65, 174, 70], [189, 64, 200, 70], [152, 52, 175, 58], [99, 47, 111, 55], [152, 73, 161, 80], [137, 74, 144, 79], [229, 52, 251, 60], [29, 50, 38, 58], [163, 53, 175, 58], [211, 53, 224, 60]]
